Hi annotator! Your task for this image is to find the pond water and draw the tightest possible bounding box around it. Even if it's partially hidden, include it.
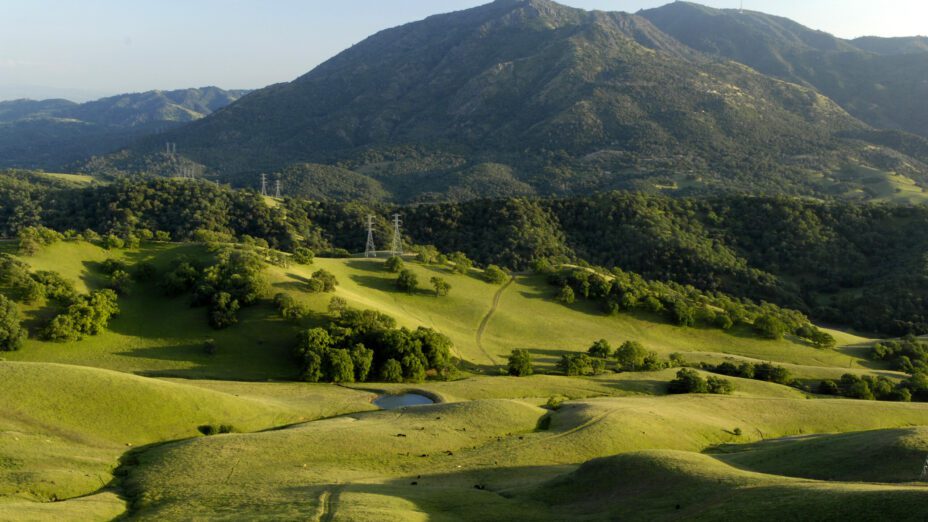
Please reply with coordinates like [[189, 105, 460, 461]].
[[373, 393, 435, 410]]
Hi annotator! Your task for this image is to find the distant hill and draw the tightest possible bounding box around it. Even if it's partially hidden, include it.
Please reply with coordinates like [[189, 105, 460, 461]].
[[851, 36, 928, 55], [639, 2, 928, 138], [0, 87, 248, 170], [103, 0, 928, 203]]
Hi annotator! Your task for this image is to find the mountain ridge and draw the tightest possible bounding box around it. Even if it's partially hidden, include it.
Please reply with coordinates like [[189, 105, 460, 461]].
[[0, 87, 249, 170], [639, 2, 928, 138], [104, 0, 928, 204]]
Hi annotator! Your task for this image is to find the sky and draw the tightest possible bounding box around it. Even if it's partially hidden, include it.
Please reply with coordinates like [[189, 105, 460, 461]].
[[0, 0, 925, 101]]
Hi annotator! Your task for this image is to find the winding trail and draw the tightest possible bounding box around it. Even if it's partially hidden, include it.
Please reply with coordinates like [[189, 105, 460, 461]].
[[475, 277, 514, 366]]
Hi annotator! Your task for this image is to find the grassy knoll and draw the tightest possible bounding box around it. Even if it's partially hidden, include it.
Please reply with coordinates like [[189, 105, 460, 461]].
[[0, 361, 370, 515], [117, 392, 928, 520], [713, 427, 928, 483], [538, 450, 928, 520]]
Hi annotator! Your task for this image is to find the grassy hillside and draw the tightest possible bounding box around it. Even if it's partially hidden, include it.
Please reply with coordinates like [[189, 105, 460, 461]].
[[6, 239, 928, 520], [713, 427, 928, 483], [119, 393, 928, 520], [3, 240, 877, 382], [539, 450, 928, 520], [0, 360, 375, 515]]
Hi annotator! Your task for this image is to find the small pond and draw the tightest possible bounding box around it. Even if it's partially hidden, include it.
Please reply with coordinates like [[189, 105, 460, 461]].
[[373, 393, 435, 410]]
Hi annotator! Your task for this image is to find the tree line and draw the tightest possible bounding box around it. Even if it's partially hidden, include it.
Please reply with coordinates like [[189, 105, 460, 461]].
[[6, 175, 928, 335]]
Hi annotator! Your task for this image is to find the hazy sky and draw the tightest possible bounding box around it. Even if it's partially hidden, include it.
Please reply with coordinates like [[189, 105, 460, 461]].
[[1, 0, 926, 101]]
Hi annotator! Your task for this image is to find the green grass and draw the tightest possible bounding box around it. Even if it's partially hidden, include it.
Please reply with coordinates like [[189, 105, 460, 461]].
[[0, 492, 125, 522], [712, 427, 928, 483], [2, 242, 883, 382], [6, 240, 928, 520], [0, 360, 375, 514], [116, 392, 928, 520], [538, 450, 928, 520]]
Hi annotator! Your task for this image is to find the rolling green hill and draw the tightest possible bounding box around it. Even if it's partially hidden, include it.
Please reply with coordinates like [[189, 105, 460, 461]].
[[4, 238, 928, 519], [1, 241, 874, 380]]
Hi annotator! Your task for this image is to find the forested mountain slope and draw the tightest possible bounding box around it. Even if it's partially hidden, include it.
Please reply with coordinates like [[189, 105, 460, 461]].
[[108, 0, 928, 203]]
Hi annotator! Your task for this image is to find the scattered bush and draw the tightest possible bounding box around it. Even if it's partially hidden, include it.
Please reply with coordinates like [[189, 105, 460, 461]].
[[108, 270, 132, 295], [558, 353, 598, 376], [448, 252, 473, 274], [43, 289, 119, 341], [753, 314, 787, 340], [311, 269, 338, 292], [328, 296, 348, 316], [588, 339, 612, 359], [396, 269, 418, 294], [209, 292, 240, 329], [0, 295, 26, 351], [507, 349, 533, 377], [430, 276, 451, 297], [198, 424, 235, 436], [668, 368, 709, 394], [545, 395, 566, 410], [707, 376, 735, 395], [385, 256, 404, 273], [274, 293, 308, 321], [293, 247, 314, 265], [483, 264, 509, 284]]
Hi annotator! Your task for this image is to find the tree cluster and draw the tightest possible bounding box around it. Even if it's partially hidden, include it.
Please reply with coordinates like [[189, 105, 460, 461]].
[[700, 361, 793, 386], [293, 303, 454, 383], [43, 289, 119, 341], [817, 373, 913, 402], [160, 246, 268, 329], [548, 266, 834, 346], [668, 368, 734, 395]]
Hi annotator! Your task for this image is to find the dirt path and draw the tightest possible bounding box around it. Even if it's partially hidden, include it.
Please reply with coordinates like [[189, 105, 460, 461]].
[[475, 277, 514, 366], [318, 485, 343, 522]]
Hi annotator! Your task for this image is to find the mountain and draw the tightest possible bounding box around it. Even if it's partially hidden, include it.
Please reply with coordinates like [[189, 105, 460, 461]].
[[851, 36, 928, 56], [0, 87, 248, 170], [639, 2, 928, 139], [107, 0, 928, 203]]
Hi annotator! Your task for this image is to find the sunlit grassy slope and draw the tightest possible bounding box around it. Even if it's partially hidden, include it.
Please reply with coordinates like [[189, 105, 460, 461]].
[[0, 360, 376, 516], [3, 240, 879, 380], [120, 393, 928, 520], [6, 240, 927, 521]]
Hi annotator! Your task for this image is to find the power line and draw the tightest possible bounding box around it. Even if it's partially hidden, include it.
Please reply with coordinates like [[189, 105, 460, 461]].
[[365, 215, 377, 258], [391, 213, 403, 256]]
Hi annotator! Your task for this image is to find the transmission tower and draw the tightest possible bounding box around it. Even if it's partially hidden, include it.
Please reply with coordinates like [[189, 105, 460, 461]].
[[274, 179, 282, 198], [364, 215, 377, 258], [921, 454, 928, 481], [390, 213, 403, 256], [260, 173, 268, 196]]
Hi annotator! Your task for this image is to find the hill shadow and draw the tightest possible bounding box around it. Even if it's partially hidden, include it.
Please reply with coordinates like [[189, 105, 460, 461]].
[[349, 273, 435, 297]]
